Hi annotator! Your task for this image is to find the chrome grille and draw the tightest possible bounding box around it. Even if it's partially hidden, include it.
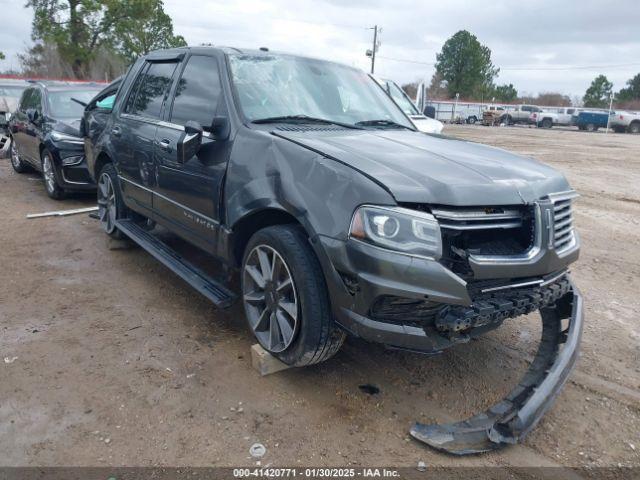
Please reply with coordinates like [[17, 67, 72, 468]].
[[431, 206, 523, 230], [552, 197, 575, 251]]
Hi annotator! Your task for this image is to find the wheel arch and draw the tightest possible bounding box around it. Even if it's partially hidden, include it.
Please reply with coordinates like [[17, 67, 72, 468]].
[[94, 151, 113, 179], [231, 208, 306, 268]]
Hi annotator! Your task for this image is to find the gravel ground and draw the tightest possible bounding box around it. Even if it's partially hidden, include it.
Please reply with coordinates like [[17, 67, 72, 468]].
[[0, 125, 638, 471]]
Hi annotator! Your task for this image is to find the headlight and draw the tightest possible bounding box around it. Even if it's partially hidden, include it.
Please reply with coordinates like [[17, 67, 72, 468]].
[[50, 130, 83, 144], [349, 205, 442, 259]]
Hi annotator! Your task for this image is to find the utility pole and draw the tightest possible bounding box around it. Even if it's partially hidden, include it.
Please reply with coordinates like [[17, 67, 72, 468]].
[[366, 25, 380, 74], [370, 25, 378, 74], [606, 91, 614, 134]]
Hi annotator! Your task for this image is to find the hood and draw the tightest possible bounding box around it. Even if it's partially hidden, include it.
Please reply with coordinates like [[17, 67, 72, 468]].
[[0, 96, 17, 114], [274, 129, 570, 206], [51, 118, 82, 137]]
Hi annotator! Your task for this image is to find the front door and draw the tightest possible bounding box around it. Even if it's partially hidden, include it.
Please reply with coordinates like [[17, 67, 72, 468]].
[[153, 54, 229, 253], [114, 60, 179, 216]]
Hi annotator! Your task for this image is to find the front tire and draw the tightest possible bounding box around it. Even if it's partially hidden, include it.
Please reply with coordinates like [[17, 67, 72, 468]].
[[586, 123, 596, 132], [41, 149, 65, 200], [9, 138, 30, 173], [241, 225, 345, 366]]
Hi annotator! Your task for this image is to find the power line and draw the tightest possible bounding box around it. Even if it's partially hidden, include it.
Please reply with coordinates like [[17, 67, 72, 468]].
[[377, 55, 640, 71]]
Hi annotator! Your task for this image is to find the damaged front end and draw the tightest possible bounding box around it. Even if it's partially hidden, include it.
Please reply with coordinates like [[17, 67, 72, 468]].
[[322, 192, 582, 455], [410, 283, 583, 454]]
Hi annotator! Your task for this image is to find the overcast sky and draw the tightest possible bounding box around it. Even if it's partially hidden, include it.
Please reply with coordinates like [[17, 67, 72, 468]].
[[1, 0, 639, 97]]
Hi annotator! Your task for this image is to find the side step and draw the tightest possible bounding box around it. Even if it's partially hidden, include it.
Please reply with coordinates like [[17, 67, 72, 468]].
[[115, 219, 236, 309]]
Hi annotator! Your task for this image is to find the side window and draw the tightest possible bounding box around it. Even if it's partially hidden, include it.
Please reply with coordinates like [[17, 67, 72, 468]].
[[170, 55, 221, 129], [19, 89, 33, 112], [31, 89, 43, 112], [125, 61, 178, 119]]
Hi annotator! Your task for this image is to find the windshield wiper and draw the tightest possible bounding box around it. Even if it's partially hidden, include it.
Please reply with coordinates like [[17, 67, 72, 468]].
[[70, 97, 88, 107], [355, 119, 414, 130], [252, 115, 363, 130]]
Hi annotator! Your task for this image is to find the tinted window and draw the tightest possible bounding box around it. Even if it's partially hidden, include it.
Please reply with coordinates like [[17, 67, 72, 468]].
[[126, 61, 178, 118], [19, 89, 34, 112], [31, 89, 43, 111], [170, 55, 221, 128]]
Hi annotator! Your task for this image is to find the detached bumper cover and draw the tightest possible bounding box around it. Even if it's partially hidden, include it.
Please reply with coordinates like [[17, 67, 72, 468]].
[[410, 282, 583, 455]]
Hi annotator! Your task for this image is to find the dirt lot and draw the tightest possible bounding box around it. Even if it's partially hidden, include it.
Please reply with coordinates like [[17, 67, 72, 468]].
[[1, 125, 639, 471]]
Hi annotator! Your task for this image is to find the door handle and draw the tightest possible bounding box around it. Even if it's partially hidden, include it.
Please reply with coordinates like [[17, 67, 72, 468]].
[[158, 139, 171, 152], [111, 125, 122, 137]]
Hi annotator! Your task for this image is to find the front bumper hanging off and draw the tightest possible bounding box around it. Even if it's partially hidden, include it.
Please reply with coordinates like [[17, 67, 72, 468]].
[[410, 282, 584, 455]]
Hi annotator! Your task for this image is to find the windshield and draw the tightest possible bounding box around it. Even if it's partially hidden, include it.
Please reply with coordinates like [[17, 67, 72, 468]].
[[47, 89, 101, 118], [384, 80, 420, 116], [0, 85, 26, 98], [228, 54, 413, 129]]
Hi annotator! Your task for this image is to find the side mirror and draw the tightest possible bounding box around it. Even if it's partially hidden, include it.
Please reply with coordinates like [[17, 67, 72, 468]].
[[177, 120, 203, 163], [26, 108, 39, 124], [210, 115, 229, 141]]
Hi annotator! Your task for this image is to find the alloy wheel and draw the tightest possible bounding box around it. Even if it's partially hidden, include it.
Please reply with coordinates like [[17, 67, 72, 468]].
[[42, 154, 56, 193], [97, 172, 117, 234], [10, 141, 20, 169], [243, 245, 299, 353]]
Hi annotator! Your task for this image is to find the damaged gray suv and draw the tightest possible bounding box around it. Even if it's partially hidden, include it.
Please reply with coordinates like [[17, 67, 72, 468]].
[[85, 46, 583, 455]]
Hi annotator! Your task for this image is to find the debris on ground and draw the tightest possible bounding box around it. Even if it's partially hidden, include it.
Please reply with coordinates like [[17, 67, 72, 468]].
[[249, 443, 266, 458], [4, 356, 18, 364], [26, 206, 98, 219], [358, 384, 380, 395]]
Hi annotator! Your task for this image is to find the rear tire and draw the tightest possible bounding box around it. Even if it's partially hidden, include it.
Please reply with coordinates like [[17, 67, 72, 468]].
[[9, 138, 31, 173], [467, 116, 477, 125], [542, 118, 553, 129], [97, 163, 126, 239], [241, 225, 345, 366], [629, 122, 640, 134], [586, 123, 596, 132], [41, 149, 65, 200]]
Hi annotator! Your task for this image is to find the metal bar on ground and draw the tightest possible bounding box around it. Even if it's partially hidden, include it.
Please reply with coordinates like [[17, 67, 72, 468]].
[[26, 206, 99, 219]]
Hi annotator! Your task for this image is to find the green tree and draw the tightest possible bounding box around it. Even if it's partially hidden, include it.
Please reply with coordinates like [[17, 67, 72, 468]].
[[114, 0, 186, 62], [435, 30, 499, 99], [583, 75, 613, 108], [26, 0, 184, 79], [492, 83, 518, 103], [617, 73, 640, 103], [0, 51, 5, 60]]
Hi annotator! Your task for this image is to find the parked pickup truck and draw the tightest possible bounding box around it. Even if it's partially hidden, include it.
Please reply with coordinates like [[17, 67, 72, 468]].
[[500, 104, 541, 125], [608, 111, 640, 134], [575, 111, 609, 131], [84, 46, 583, 455], [531, 107, 581, 128]]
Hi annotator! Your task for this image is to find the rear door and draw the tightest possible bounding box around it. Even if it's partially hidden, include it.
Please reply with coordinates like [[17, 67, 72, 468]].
[[153, 54, 229, 253], [114, 60, 179, 216], [24, 88, 44, 163], [11, 88, 33, 162]]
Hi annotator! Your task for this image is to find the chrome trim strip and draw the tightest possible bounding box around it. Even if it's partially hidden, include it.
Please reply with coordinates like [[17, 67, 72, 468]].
[[431, 207, 522, 221], [119, 175, 153, 193], [118, 175, 219, 225], [481, 279, 543, 293], [121, 115, 212, 138], [439, 220, 522, 231], [480, 270, 567, 293], [546, 190, 580, 202], [61, 168, 92, 185]]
